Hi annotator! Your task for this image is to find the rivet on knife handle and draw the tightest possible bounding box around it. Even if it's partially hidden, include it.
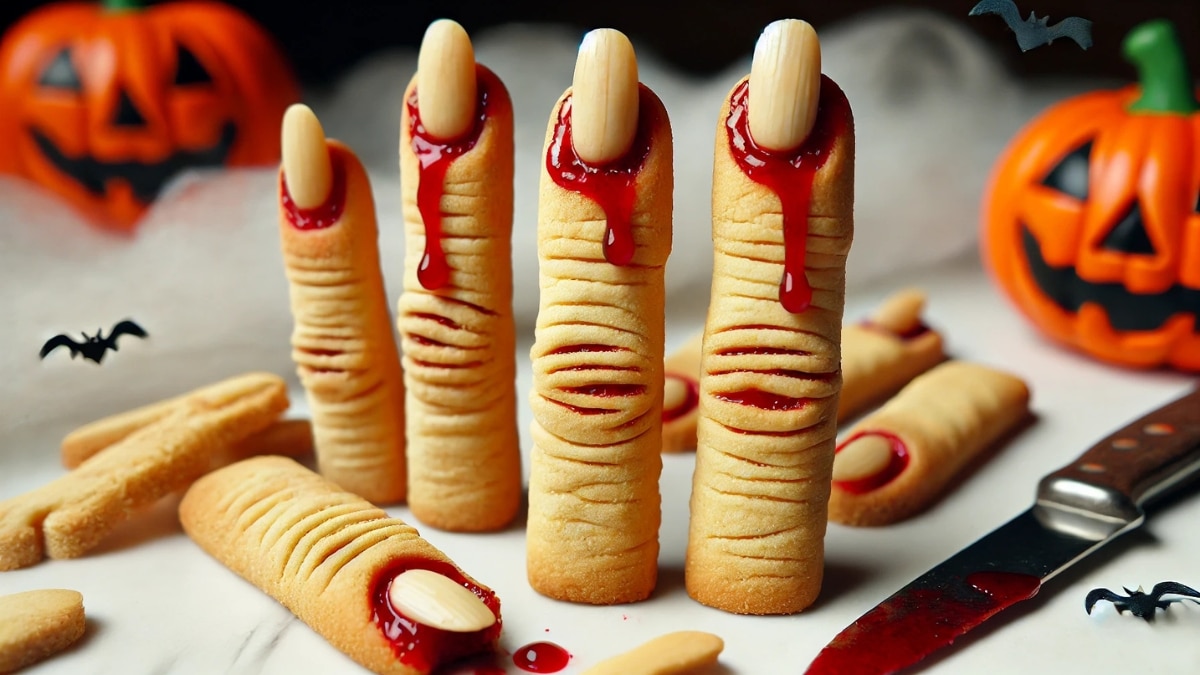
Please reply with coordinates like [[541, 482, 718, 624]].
[[1037, 387, 1200, 534]]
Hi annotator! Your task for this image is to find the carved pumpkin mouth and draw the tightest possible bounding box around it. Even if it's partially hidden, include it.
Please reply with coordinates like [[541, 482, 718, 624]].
[[29, 122, 237, 203], [1020, 225, 1200, 331]]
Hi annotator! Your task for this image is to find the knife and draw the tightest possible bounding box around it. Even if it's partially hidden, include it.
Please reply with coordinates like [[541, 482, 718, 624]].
[[805, 386, 1200, 675]]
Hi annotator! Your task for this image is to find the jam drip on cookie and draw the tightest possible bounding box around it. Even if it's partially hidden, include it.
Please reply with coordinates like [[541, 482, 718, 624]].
[[545, 86, 655, 266], [725, 75, 849, 313], [280, 146, 348, 230], [371, 559, 501, 672], [408, 65, 499, 290]]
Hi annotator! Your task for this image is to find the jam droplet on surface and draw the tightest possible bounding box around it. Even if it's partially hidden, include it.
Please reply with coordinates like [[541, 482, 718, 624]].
[[408, 65, 499, 290], [832, 430, 910, 494], [281, 146, 348, 230], [370, 559, 501, 673], [513, 641, 571, 673], [725, 76, 849, 313], [545, 87, 654, 266]]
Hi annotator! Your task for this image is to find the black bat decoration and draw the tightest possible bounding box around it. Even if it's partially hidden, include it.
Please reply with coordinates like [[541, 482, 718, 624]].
[[39, 319, 149, 365], [969, 0, 1093, 52], [1085, 582, 1200, 622]]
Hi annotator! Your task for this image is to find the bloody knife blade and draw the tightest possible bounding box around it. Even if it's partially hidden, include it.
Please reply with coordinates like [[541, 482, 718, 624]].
[[806, 386, 1200, 675]]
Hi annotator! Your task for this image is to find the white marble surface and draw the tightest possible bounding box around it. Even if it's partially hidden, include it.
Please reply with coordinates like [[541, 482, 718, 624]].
[[2, 254, 1198, 675]]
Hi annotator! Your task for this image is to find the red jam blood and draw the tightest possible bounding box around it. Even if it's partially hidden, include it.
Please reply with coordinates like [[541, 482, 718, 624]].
[[546, 344, 620, 356], [513, 642, 571, 673], [806, 572, 1039, 675], [715, 389, 809, 411], [663, 374, 700, 422], [832, 430, 910, 494], [545, 86, 655, 266], [561, 384, 646, 397], [281, 146, 348, 230], [726, 75, 849, 313], [408, 65, 499, 290], [370, 559, 501, 673]]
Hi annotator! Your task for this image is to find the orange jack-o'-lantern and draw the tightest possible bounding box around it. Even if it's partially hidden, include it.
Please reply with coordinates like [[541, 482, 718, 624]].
[[982, 20, 1200, 372], [0, 0, 299, 230]]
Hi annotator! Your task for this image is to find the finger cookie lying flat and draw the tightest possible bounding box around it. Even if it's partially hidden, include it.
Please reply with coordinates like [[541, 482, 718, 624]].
[[62, 382, 312, 470], [179, 456, 501, 675], [829, 361, 1031, 526], [0, 589, 85, 673], [838, 289, 945, 422], [0, 372, 288, 571], [582, 631, 724, 675], [662, 333, 703, 453]]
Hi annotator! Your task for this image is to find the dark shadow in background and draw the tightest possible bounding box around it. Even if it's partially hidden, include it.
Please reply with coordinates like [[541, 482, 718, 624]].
[[1, 1, 1198, 86]]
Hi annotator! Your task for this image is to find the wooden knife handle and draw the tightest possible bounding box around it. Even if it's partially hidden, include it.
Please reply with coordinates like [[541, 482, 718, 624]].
[[1037, 386, 1200, 527]]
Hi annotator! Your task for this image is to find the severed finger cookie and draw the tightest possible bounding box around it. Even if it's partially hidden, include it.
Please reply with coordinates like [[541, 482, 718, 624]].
[[839, 289, 945, 422], [0, 372, 288, 571], [396, 20, 521, 532], [280, 104, 408, 505], [686, 19, 853, 615], [662, 333, 703, 453], [829, 361, 1031, 526], [179, 456, 501, 675], [0, 589, 86, 673], [527, 28, 672, 605], [61, 383, 312, 470]]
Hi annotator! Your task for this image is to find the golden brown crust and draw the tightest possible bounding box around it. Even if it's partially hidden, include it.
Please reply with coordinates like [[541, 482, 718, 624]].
[[526, 86, 672, 604], [62, 388, 312, 470], [828, 361, 1031, 526], [685, 76, 854, 615], [179, 456, 499, 675], [0, 589, 85, 673], [280, 142, 407, 505], [396, 68, 521, 532], [0, 374, 288, 571]]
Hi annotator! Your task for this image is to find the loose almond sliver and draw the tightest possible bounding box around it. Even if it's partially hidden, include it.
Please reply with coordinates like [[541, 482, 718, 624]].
[[387, 569, 495, 633], [582, 631, 724, 675]]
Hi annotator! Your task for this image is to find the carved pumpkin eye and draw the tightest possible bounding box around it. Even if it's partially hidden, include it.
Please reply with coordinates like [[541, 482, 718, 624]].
[[1041, 142, 1091, 200], [1101, 202, 1155, 254], [173, 44, 212, 86], [38, 48, 82, 92]]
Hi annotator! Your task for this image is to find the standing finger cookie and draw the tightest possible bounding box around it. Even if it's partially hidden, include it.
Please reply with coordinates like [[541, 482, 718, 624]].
[[179, 456, 501, 675], [280, 104, 407, 505], [829, 361, 1031, 526], [839, 289, 945, 422], [686, 19, 854, 615], [396, 20, 521, 532], [527, 28, 672, 604]]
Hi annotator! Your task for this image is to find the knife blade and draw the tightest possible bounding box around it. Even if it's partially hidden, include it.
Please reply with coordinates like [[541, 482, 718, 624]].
[[805, 386, 1200, 675]]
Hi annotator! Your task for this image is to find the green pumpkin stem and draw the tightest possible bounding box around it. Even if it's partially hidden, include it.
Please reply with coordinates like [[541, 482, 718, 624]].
[[1123, 19, 1199, 114], [103, 0, 143, 12]]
